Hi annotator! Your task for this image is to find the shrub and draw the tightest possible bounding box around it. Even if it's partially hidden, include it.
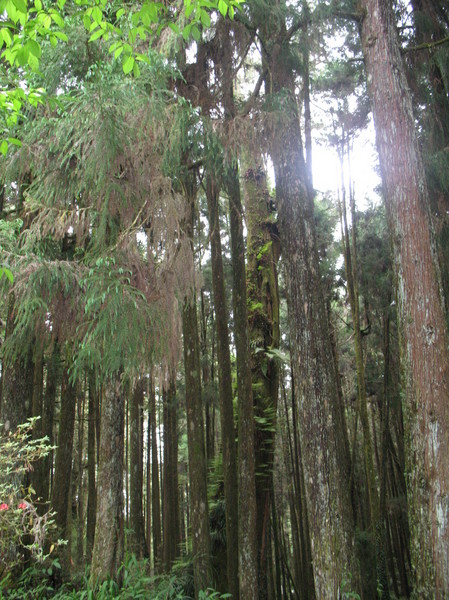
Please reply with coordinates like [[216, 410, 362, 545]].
[[0, 418, 62, 585]]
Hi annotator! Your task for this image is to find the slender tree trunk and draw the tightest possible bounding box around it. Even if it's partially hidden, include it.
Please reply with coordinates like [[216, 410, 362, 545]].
[[51, 367, 77, 577], [76, 385, 85, 566], [225, 165, 259, 600], [182, 184, 213, 597], [150, 374, 162, 570], [37, 343, 60, 507], [360, 2, 449, 596], [162, 374, 180, 571], [89, 374, 125, 585], [129, 378, 147, 558], [86, 370, 97, 562], [205, 175, 239, 599]]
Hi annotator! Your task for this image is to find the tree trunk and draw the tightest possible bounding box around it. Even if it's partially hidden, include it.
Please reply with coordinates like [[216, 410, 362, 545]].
[[243, 159, 281, 599], [150, 374, 162, 570], [51, 367, 77, 577], [89, 374, 125, 586], [360, 1, 449, 596], [182, 180, 212, 597], [205, 175, 239, 599], [225, 165, 259, 600], [0, 293, 34, 433], [129, 378, 147, 558], [86, 370, 97, 563], [162, 374, 180, 571], [267, 30, 360, 597]]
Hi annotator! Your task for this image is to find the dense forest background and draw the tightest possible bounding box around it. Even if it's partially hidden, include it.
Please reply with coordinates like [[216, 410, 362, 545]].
[[1, 0, 449, 598]]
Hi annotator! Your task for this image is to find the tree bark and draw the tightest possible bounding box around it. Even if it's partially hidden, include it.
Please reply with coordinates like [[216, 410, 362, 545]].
[[182, 184, 213, 596], [225, 165, 259, 600], [150, 374, 162, 570], [86, 369, 97, 563], [162, 374, 180, 571], [205, 175, 239, 599], [51, 366, 77, 576], [360, 1, 449, 596], [243, 159, 280, 599], [89, 374, 125, 586], [129, 377, 147, 558], [267, 25, 360, 597]]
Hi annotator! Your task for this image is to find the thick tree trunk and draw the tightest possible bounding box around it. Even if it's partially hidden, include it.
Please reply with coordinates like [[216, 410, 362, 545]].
[[0, 293, 33, 433], [360, 1, 449, 596], [243, 159, 280, 599], [205, 176, 239, 599], [89, 374, 125, 586], [268, 34, 360, 597], [129, 378, 147, 558]]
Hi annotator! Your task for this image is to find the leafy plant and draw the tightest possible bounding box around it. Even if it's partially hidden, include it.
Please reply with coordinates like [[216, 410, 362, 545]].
[[0, 418, 62, 583]]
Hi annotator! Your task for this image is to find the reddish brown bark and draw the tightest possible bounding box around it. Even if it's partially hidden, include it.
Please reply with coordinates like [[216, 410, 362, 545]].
[[361, 1, 449, 596]]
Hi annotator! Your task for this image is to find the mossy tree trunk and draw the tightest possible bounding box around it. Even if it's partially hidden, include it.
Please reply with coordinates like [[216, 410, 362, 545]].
[[361, 1, 449, 595], [243, 159, 280, 599], [205, 175, 239, 599], [89, 373, 125, 586]]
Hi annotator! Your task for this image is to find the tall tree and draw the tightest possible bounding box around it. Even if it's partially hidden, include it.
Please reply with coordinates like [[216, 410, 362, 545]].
[[129, 377, 147, 558], [360, 0, 449, 596], [182, 180, 213, 597], [89, 374, 125, 586], [205, 175, 239, 598], [162, 373, 180, 571]]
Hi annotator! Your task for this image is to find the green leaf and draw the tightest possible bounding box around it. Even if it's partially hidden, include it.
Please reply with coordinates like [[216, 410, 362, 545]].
[[16, 46, 29, 66], [92, 6, 102, 24], [114, 45, 123, 59], [26, 38, 41, 58], [12, 0, 26, 15], [89, 27, 104, 42], [200, 9, 211, 27], [7, 137, 22, 147], [191, 24, 201, 41], [50, 10, 65, 28], [122, 55, 134, 74], [132, 61, 140, 77], [218, 0, 227, 17], [1, 27, 13, 47], [83, 13, 91, 30], [0, 266, 14, 282], [53, 31, 68, 41], [0, 140, 8, 156]]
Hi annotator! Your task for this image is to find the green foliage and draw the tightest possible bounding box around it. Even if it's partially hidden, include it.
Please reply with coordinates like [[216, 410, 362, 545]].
[[1, 554, 230, 599], [0, 419, 62, 583]]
